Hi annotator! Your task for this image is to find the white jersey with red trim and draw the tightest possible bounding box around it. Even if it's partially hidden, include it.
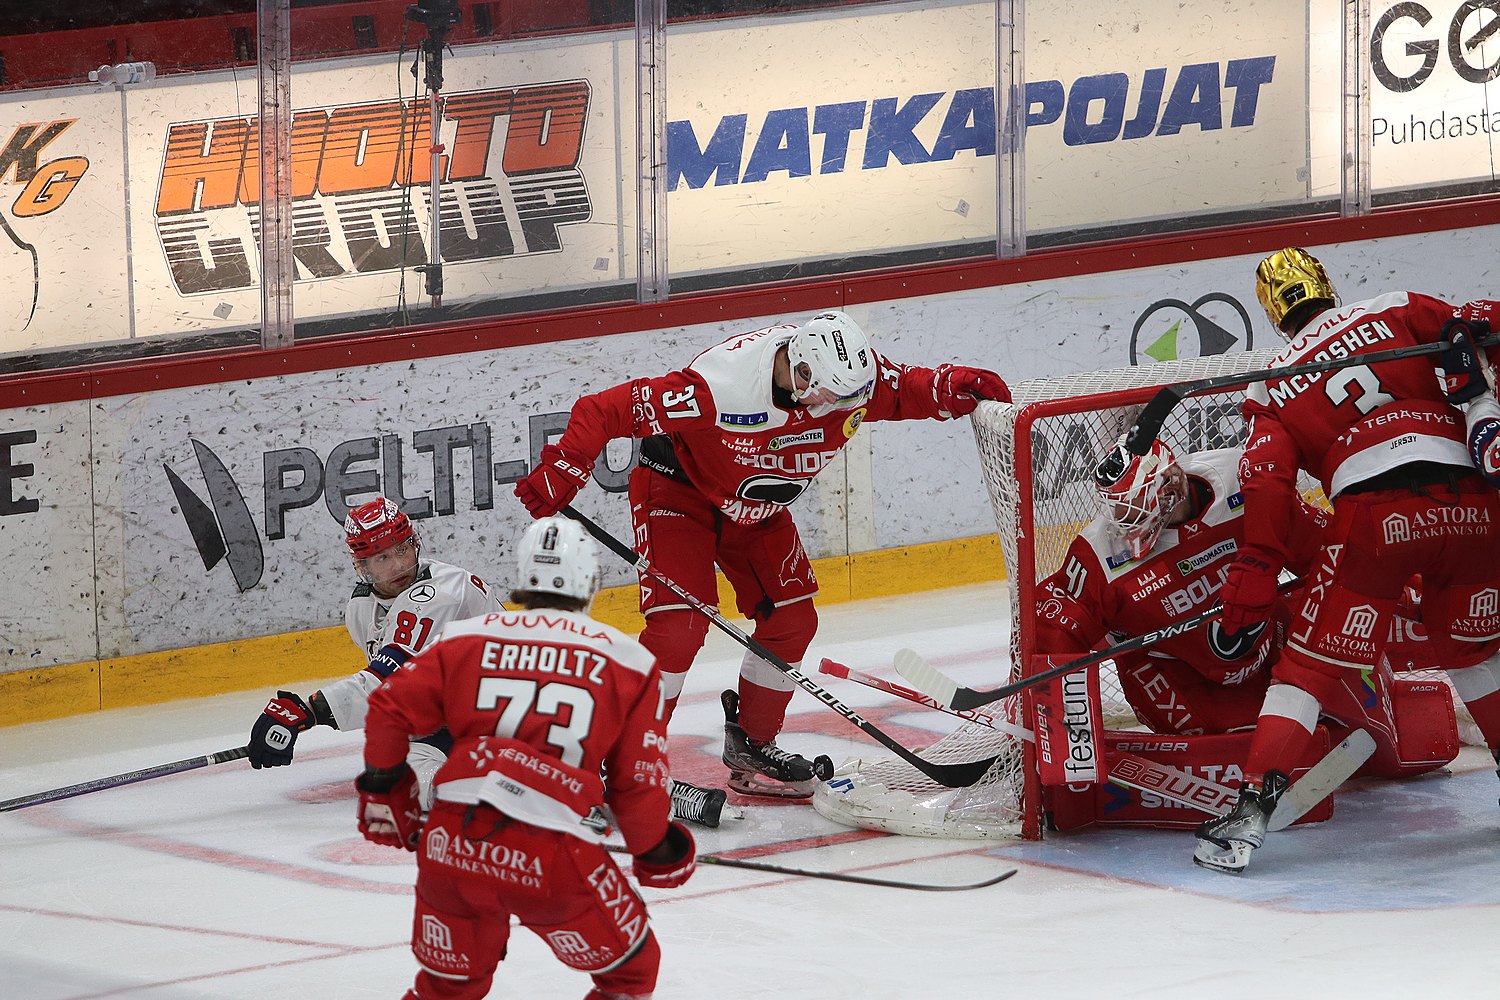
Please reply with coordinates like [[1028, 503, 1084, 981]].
[[321, 559, 503, 730]]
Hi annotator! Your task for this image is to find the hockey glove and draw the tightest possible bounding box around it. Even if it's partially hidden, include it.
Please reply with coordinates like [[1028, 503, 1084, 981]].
[[632, 821, 697, 888], [934, 365, 1011, 417], [247, 691, 315, 768], [1438, 317, 1493, 405], [356, 763, 423, 851], [1217, 553, 1281, 639], [515, 444, 593, 518]]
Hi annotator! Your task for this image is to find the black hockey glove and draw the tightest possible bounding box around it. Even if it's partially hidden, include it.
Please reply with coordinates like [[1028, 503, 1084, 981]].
[[1439, 317, 1492, 405], [248, 691, 315, 768]]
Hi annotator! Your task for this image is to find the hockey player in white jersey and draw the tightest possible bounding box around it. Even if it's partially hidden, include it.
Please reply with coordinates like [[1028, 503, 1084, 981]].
[[246, 497, 503, 804]]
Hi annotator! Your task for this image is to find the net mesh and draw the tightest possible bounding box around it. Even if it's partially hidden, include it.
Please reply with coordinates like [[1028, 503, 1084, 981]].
[[812, 353, 1484, 840]]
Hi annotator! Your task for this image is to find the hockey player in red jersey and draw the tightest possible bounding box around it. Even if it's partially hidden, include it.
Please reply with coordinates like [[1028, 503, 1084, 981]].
[[514, 309, 1009, 797], [1039, 440, 1325, 736], [246, 497, 503, 805], [356, 516, 694, 1000], [1040, 437, 1458, 784], [1196, 247, 1500, 873]]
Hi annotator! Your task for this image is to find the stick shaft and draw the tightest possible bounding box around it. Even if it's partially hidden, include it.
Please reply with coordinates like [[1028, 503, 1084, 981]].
[[0, 746, 250, 813], [561, 506, 998, 787]]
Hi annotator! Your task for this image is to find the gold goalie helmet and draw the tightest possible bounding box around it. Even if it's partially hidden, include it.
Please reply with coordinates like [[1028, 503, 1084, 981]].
[[1255, 247, 1337, 335]]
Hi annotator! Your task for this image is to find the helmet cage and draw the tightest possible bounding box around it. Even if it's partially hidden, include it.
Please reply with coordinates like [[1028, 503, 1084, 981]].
[[1094, 438, 1179, 560], [785, 311, 876, 416]]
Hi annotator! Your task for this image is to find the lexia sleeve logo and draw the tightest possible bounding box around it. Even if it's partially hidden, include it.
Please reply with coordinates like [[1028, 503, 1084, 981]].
[[153, 81, 593, 295]]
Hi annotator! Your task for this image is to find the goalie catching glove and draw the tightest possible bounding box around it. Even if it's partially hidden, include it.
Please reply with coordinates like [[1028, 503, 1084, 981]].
[[356, 762, 423, 851], [632, 820, 697, 888], [515, 444, 593, 518], [934, 365, 1011, 417], [1217, 551, 1280, 639]]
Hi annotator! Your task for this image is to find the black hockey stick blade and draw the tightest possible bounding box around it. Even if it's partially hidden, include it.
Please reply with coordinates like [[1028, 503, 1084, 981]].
[[1125, 329, 1500, 455], [560, 505, 999, 788], [606, 844, 1016, 891], [0, 746, 250, 813]]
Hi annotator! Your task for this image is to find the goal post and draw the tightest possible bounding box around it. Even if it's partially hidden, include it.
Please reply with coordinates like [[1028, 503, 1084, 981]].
[[813, 351, 1303, 840]]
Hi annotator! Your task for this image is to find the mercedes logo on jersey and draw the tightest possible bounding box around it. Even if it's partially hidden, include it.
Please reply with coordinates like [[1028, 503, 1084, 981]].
[[408, 583, 437, 603], [1131, 293, 1254, 365]]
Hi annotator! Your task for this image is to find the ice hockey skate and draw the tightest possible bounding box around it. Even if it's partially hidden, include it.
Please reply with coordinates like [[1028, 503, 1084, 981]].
[[721, 690, 830, 799], [669, 778, 738, 828], [1193, 770, 1289, 874]]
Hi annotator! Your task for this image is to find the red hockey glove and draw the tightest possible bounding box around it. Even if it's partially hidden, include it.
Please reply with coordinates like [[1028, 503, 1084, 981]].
[[934, 365, 1011, 417], [632, 821, 696, 889], [1439, 317, 1493, 405], [1218, 553, 1281, 639], [247, 691, 315, 769], [515, 444, 593, 518], [356, 763, 423, 851]]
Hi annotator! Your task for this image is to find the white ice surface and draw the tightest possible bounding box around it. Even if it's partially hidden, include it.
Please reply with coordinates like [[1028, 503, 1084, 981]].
[[2, 582, 1497, 999]]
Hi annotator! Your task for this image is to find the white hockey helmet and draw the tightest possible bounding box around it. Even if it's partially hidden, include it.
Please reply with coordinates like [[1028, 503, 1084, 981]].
[[785, 310, 877, 417], [1093, 435, 1180, 560], [516, 517, 601, 603]]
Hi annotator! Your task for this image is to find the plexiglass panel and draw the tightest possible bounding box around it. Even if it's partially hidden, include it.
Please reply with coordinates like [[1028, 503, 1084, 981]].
[[0, 2, 264, 371]]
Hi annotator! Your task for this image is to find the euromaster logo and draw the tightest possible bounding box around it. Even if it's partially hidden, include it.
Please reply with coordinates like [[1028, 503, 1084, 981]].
[[1131, 293, 1254, 364], [154, 82, 593, 294]]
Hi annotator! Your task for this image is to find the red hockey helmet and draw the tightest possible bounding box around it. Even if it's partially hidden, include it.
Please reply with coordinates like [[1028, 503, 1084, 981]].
[[344, 497, 418, 559], [1093, 436, 1180, 560]]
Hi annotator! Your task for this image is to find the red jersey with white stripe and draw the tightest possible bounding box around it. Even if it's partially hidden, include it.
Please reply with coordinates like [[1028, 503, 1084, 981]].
[[1035, 450, 1327, 684], [364, 609, 671, 854], [553, 325, 951, 524], [1240, 291, 1500, 561]]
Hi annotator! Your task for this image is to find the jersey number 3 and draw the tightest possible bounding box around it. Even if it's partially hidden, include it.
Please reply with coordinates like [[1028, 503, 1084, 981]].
[[476, 678, 595, 767]]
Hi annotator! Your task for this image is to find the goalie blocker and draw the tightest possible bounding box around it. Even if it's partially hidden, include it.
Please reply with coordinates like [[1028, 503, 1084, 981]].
[[1029, 656, 1459, 831]]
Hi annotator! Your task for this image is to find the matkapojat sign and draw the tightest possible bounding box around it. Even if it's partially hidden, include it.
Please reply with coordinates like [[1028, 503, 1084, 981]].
[[4, 1, 1496, 359]]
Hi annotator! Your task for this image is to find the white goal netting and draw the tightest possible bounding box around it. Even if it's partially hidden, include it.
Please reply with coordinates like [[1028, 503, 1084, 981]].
[[812, 352, 1480, 840]]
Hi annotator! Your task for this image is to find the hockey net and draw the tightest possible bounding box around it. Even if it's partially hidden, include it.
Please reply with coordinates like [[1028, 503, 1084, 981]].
[[812, 352, 1482, 841], [811, 354, 1277, 839]]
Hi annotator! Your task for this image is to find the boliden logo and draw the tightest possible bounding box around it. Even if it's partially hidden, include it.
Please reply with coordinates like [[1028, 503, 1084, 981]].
[[667, 57, 1276, 189], [154, 82, 593, 294]]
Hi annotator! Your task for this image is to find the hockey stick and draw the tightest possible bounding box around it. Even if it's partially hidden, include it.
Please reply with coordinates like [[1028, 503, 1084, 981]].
[[892, 580, 1302, 712], [1267, 728, 1374, 831], [604, 844, 1016, 891], [0, 746, 250, 813], [1106, 729, 1374, 827], [817, 658, 1034, 742], [560, 505, 999, 788], [1123, 331, 1500, 456]]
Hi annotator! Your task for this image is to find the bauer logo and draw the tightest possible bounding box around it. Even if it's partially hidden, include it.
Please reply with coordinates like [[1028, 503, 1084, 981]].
[[153, 82, 593, 294]]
